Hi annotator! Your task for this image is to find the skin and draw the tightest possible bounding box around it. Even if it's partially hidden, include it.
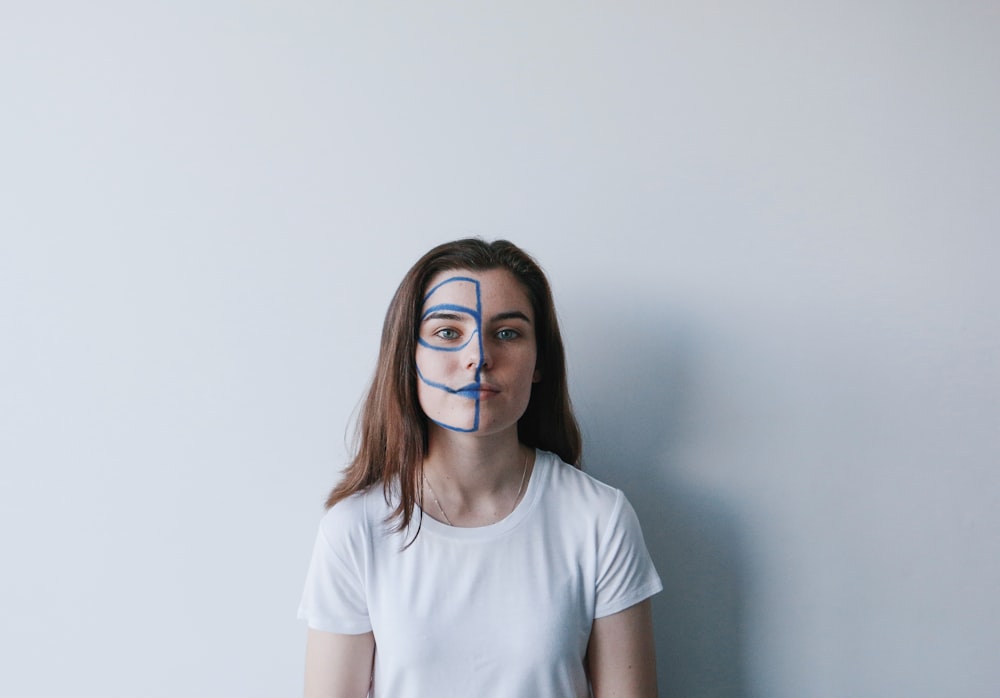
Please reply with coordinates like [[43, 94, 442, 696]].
[[304, 268, 658, 696], [303, 629, 374, 698], [416, 269, 539, 439], [588, 599, 659, 697], [415, 268, 541, 525]]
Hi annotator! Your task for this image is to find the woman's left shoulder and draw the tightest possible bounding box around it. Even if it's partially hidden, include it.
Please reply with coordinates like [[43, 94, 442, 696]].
[[537, 450, 626, 514]]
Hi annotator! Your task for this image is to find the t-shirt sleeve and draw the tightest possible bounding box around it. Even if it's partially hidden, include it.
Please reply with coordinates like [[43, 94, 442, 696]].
[[594, 490, 663, 619], [297, 502, 373, 634]]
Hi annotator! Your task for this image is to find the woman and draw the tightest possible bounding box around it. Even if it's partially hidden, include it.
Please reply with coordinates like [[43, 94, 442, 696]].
[[299, 239, 661, 697]]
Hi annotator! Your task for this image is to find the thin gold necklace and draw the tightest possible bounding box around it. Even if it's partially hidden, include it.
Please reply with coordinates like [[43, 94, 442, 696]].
[[422, 451, 529, 527]]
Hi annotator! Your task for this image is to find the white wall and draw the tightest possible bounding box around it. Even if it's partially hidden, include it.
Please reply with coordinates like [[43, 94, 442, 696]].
[[2, 2, 997, 696]]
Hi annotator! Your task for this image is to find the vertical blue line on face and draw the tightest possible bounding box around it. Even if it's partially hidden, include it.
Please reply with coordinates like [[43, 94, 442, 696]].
[[418, 276, 482, 432]]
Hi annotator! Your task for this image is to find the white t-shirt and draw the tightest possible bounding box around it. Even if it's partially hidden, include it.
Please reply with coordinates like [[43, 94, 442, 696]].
[[298, 449, 662, 698]]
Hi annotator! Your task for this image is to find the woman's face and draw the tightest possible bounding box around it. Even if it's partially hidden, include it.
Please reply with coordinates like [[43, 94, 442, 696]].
[[415, 268, 540, 436]]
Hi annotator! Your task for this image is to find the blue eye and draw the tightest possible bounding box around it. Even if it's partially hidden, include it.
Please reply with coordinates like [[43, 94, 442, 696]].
[[435, 328, 460, 340], [496, 328, 520, 341]]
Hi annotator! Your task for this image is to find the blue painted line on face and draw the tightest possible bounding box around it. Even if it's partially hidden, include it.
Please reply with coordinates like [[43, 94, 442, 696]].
[[427, 416, 479, 433], [418, 300, 480, 352], [415, 366, 479, 397], [416, 275, 483, 432], [472, 277, 483, 430], [420, 302, 479, 320], [416, 334, 477, 351], [422, 275, 482, 304]]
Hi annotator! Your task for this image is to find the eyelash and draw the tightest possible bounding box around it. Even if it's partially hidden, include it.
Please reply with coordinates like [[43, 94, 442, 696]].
[[434, 328, 460, 340], [430, 328, 521, 341]]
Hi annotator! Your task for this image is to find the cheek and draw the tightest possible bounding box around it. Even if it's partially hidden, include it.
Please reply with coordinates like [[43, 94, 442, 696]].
[[509, 349, 540, 405], [415, 346, 448, 384], [520, 348, 540, 383], [415, 369, 449, 417], [415, 378, 435, 414]]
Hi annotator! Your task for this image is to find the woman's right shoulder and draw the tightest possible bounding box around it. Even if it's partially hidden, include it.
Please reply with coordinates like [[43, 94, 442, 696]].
[[316, 485, 392, 540]]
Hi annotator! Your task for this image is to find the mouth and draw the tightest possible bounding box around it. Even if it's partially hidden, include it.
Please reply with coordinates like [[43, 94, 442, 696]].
[[450, 382, 499, 400]]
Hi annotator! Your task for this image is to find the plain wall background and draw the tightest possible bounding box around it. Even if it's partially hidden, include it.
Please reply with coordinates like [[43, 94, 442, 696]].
[[2, 2, 997, 696]]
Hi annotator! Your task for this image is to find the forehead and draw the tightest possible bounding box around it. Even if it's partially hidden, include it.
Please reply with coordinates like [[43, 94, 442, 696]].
[[422, 268, 533, 316], [421, 274, 480, 315]]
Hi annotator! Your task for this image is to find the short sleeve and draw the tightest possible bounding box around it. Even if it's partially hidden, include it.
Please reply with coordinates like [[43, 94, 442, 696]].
[[297, 499, 373, 634], [594, 491, 663, 618]]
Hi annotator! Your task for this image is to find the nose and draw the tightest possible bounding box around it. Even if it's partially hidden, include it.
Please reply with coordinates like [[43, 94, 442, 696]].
[[464, 330, 489, 371]]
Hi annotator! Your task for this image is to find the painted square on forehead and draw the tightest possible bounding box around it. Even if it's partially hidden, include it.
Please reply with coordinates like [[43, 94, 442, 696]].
[[416, 275, 484, 432], [421, 276, 480, 321]]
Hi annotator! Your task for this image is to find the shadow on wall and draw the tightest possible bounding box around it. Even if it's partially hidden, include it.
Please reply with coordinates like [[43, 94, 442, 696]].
[[568, 301, 749, 698]]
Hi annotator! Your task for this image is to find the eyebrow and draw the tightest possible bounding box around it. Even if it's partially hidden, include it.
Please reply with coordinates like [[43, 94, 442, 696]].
[[490, 311, 532, 324], [422, 311, 467, 322]]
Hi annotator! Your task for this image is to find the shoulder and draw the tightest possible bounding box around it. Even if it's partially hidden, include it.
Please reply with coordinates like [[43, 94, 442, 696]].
[[535, 451, 628, 525], [316, 486, 393, 548], [539, 451, 622, 500]]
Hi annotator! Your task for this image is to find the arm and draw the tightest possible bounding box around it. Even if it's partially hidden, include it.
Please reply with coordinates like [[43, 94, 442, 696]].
[[587, 599, 658, 698], [304, 628, 375, 698]]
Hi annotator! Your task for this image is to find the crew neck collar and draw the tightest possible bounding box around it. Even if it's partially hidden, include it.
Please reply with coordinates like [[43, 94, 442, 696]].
[[415, 449, 548, 541]]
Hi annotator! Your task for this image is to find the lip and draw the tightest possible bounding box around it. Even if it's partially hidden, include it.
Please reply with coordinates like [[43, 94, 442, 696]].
[[451, 382, 499, 400]]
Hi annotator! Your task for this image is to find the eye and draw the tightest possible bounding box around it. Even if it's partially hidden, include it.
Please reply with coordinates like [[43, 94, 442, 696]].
[[496, 328, 520, 341], [434, 327, 460, 341]]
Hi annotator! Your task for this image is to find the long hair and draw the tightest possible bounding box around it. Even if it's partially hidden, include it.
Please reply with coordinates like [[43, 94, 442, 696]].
[[325, 238, 582, 534]]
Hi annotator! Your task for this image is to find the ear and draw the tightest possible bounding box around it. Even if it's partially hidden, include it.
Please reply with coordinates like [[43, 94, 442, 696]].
[[532, 368, 542, 383]]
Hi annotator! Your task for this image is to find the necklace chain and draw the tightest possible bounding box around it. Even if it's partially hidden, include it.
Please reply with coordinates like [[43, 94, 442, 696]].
[[422, 451, 529, 527]]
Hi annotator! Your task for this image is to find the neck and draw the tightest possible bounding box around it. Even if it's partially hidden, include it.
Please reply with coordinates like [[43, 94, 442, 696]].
[[421, 426, 534, 526], [424, 427, 524, 492]]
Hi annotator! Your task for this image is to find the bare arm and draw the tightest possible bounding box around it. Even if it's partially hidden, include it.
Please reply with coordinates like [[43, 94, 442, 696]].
[[587, 599, 658, 698], [304, 628, 375, 698]]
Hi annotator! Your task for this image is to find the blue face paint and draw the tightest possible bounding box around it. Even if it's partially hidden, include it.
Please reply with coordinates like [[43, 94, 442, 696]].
[[416, 276, 483, 432]]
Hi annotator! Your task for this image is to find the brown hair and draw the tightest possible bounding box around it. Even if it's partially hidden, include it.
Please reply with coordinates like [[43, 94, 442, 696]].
[[325, 238, 582, 533]]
